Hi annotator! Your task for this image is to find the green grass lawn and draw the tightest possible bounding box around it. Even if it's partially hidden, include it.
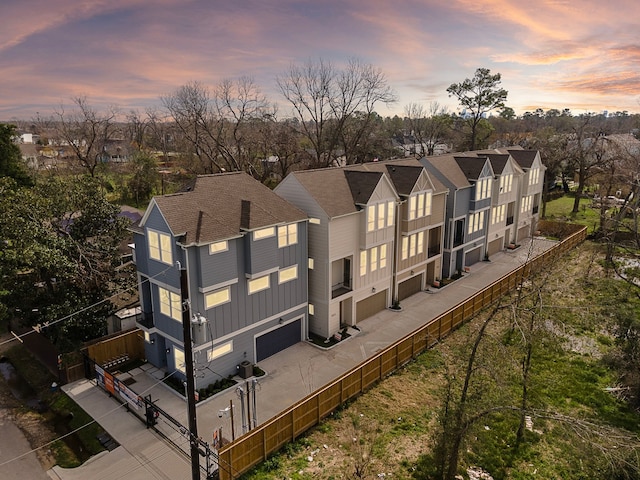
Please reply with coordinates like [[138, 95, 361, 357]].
[[543, 195, 601, 232]]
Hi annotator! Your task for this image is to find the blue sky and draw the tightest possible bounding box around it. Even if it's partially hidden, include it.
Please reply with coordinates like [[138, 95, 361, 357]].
[[2, 0, 639, 120]]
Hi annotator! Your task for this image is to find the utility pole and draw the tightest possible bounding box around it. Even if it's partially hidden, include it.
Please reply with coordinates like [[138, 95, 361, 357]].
[[180, 266, 200, 480]]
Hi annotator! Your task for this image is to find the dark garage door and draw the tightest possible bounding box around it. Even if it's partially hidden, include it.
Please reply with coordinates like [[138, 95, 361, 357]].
[[356, 290, 387, 323], [398, 274, 422, 301], [256, 319, 301, 362]]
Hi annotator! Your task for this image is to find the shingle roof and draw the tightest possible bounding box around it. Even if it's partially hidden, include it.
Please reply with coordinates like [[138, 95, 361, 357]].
[[348, 158, 447, 195], [454, 156, 487, 181], [421, 154, 471, 189], [481, 153, 510, 175], [344, 170, 384, 205], [506, 149, 538, 168], [152, 172, 306, 245]]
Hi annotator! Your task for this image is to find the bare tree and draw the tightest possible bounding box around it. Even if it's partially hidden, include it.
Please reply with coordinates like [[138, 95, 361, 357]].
[[52, 97, 119, 177], [404, 102, 452, 156], [163, 78, 272, 176], [278, 58, 396, 168]]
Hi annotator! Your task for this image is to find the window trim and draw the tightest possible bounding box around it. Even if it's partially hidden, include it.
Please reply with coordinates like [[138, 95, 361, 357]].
[[278, 223, 298, 248], [254, 227, 275, 241], [248, 274, 270, 294], [205, 286, 231, 309], [148, 229, 173, 265], [278, 265, 298, 284], [207, 341, 233, 362], [209, 240, 228, 255], [159, 286, 181, 321]]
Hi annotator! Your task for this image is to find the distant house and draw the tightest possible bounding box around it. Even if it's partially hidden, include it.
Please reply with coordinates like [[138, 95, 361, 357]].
[[130, 172, 309, 385]]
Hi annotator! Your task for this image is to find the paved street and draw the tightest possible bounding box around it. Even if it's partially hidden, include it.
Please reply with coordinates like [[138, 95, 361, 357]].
[[51, 237, 557, 479]]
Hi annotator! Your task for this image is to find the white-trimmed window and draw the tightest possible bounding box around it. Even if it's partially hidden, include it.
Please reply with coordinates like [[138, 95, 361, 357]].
[[309, 217, 321, 225], [475, 177, 492, 201], [492, 205, 506, 225], [377, 203, 385, 230], [499, 174, 513, 193], [529, 168, 540, 186], [148, 230, 173, 265], [308, 258, 314, 269], [370, 247, 378, 272], [205, 286, 230, 309], [207, 341, 233, 362], [468, 211, 485, 234], [387, 201, 395, 227], [173, 347, 185, 373], [417, 231, 424, 255], [360, 250, 367, 276], [402, 236, 409, 260], [308, 304, 315, 315], [367, 205, 376, 232], [278, 265, 298, 284], [254, 227, 275, 241], [521, 195, 533, 213], [209, 240, 228, 255], [408, 192, 432, 220], [278, 223, 298, 248], [248, 275, 270, 294], [409, 234, 416, 257], [379, 244, 387, 269], [159, 287, 181, 321]]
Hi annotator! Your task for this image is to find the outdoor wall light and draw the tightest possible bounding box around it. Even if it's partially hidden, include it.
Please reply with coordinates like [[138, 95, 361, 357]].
[[166, 348, 171, 354], [410, 270, 414, 275], [371, 287, 376, 293], [278, 318, 284, 324], [150, 339, 155, 344]]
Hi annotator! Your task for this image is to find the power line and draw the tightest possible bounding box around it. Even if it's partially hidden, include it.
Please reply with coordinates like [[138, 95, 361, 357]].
[[0, 264, 174, 347]]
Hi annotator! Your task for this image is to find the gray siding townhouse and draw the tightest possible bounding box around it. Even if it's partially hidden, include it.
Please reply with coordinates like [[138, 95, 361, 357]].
[[421, 154, 494, 278], [275, 167, 399, 339], [131, 172, 308, 387], [503, 148, 546, 242], [472, 151, 524, 256]]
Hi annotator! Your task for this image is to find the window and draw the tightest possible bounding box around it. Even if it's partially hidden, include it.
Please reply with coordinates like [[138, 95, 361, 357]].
[[309, 217, 321, 225], [417, 231, 424, 255], [360, 250, 367, 276], [308, 304, 315, 315], [409, 192, 432, 220], [468, 211, 485, 234], [148, 230, 173, 265], [207, 341, 233, 361], [248, 275, 270, 294], [254, 227, 275, 240], [308, 258, 314, 269], [529, 168, 540, 186], [387, 201, 395, 227], [367, 205, 376, 232], [521, 195, 533, 213], [492, 205, 506, 225], [475, 178, 492, 201], [278, 223, 297, 248], [278, 265, 298, 284], [159, 287, 181, 321], [377, 203, 385, 230], [379, 244, 387, 269], [205, 287, 230, 309], [173, 347, 185, 373], [499, 174, 512, 193], [409, 234, 416, 257], [370, 247, 378, 272], [402, 236, 409, 260], [209, 240, 228, 254]]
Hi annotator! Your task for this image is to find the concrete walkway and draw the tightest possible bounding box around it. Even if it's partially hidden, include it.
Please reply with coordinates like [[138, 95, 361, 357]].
[[50, 237, 556, 479]]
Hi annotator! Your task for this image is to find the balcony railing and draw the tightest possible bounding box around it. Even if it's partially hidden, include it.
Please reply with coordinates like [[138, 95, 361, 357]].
[[137, 311, 154, 329], [428, 245, 441, 258], [506, 216, 514, 226], [332, 284, 352, 299], [532, 205, 539, 214]]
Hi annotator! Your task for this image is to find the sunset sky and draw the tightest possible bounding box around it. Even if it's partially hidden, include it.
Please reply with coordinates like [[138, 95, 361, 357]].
[[2, 0, 639, 121]]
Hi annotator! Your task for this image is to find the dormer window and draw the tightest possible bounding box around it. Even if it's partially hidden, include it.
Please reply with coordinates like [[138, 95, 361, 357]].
[[529, 168, 540, 186], [148, 230, 173, 265], [408, 192, 432, 220], [499, 174, 513, 193], [475, 178, 492, 201]]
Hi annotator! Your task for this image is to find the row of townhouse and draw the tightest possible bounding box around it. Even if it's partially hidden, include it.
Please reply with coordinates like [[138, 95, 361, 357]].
[[130, 147, 544, 388]]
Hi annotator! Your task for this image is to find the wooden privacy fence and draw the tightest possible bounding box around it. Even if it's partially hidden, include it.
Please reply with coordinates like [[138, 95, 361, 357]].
[[218, 226, 587, 479]]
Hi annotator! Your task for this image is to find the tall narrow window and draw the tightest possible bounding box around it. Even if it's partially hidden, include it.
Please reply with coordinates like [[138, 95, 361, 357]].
[[408, 195, 417, 220], [417, 231, 424, 255], [370, 246, 378, 272], [278, 223, 298, 248], [377, 203, 385, 230], [379, 244, 387, 269], [425, 192, 432, 216], [360, 250, 367, 276], [387, 201, 395, 227], [402, 236, 409, 260], [409, 234, 416, 257], [367, 205, 376, 232]]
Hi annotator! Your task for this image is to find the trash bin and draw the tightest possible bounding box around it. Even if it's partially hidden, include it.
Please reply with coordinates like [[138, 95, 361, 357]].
[[239, 360, 252, 379]]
